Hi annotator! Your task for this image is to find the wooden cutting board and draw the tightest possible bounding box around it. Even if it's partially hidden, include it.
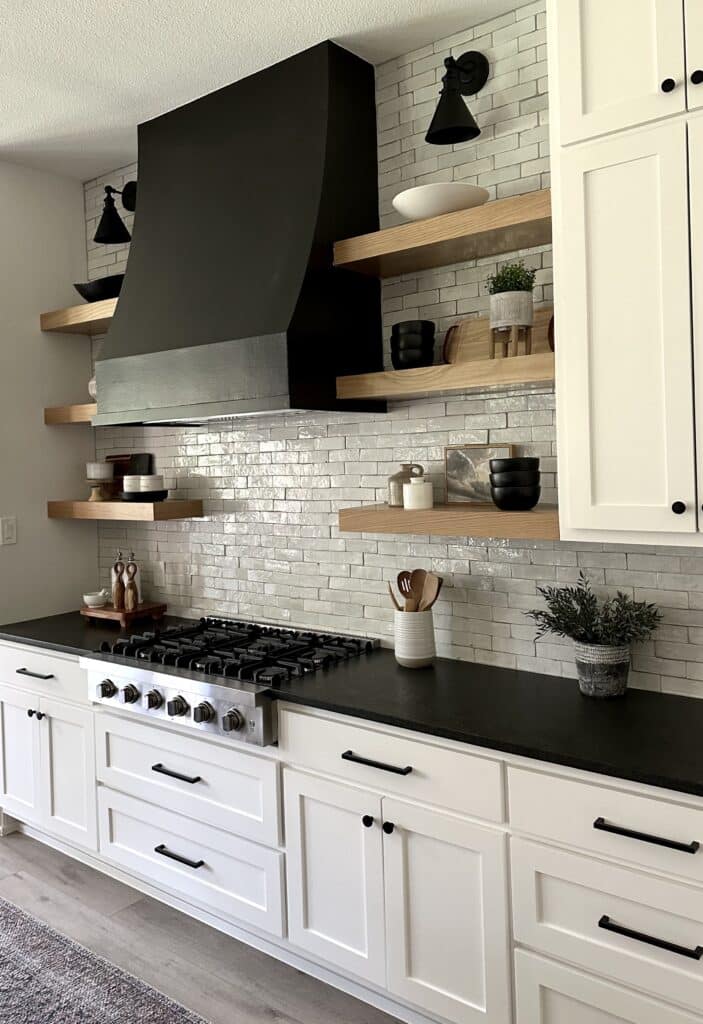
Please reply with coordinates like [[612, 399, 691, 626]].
[[443, 306, 553, 363]]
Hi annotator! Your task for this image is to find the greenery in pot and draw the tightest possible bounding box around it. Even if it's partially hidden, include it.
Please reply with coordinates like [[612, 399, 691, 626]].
[[486, 261, 537, 295], [526, 573, 662, 698]]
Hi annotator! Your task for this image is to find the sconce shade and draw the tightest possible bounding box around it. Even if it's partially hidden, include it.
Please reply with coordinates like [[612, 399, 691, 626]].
[[94, 191, 132, 244], [425, 90, 480, 145]]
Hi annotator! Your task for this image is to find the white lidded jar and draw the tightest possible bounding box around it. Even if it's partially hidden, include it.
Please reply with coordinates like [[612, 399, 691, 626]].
[[403, 476, 433, 510], [394, 609, 436, 668]]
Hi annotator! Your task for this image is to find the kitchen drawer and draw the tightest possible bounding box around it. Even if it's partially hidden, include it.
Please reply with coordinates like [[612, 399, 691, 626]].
[[0, 642, 86, 704], [279, 707, 504, 822], [508, 766, 703, 883], [512, 837, 703, 1012], [98, 787, 285, 937], [515, 950, 702, 1024], [96, 713, 280, 845]]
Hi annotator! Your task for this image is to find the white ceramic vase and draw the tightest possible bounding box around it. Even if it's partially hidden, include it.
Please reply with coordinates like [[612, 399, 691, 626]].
[[394, 609, 436, 668], [489, 291, 534, 330]]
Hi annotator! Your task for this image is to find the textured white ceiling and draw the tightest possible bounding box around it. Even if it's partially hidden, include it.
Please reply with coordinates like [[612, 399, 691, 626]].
[[0, 0, 517, 180]]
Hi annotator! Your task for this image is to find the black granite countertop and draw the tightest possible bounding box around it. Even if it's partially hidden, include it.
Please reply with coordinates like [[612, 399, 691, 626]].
[[1, 612, 702, 799], [0, 611, 194, 658]]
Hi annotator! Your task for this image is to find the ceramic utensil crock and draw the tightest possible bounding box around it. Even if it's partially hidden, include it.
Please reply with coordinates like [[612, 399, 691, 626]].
[[394, 609, 436, 668]]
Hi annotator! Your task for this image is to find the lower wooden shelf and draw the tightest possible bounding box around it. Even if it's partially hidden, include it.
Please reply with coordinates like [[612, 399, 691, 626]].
[[47, 500, 204, 522], [339, 503, 560, 540], [44, 403, 96, 425]]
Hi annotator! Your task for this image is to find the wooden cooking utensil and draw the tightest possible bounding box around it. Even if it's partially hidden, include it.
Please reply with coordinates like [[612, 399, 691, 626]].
[[397, 570, 416, 611], [419, 573, 443, 611], [387, 581, 402, 611], [409, 569, 427, 611]]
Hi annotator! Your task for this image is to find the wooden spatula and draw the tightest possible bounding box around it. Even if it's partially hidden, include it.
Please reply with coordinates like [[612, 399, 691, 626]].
[[419, 573, 443, 611]]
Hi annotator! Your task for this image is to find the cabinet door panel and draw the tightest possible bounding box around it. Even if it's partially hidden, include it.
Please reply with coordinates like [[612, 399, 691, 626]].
[[688, 116, 703, 497], [39, 698, 97, 850], [515, 950, 701, 1024], [383, 798, 511, 1024], [686, 1, 703, 112], [284, 769, 385, 985], [0, 684, 41, 823], [555, 121, 695, 533], [550, 0, 685, 144]]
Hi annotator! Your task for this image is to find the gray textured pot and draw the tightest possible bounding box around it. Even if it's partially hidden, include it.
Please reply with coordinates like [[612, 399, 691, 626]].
[[573, 642, 630, 698]]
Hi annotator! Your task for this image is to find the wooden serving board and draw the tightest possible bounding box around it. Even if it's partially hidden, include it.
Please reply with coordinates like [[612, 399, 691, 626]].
[[80, 602, 167, 629]]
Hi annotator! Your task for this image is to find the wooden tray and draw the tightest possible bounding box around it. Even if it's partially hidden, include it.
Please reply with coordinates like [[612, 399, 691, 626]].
[[80, 602, 167, 629]]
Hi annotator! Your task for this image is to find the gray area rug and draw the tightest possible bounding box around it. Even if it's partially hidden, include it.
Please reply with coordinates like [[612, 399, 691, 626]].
[[0, 896, 208, 1023]]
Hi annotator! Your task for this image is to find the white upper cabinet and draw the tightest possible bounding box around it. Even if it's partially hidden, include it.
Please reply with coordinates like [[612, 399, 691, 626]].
[[552, 0, 686, 144], [686, 0, 703, 111], [555, 119, 696, 535]]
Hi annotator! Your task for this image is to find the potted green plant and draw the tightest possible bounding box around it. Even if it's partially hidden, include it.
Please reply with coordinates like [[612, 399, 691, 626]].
[[526, 573, 662, 698], [487, 260, 536, 332]]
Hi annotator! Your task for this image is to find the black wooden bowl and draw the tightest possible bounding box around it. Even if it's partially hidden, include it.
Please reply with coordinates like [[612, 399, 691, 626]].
[[490, 485, 541, 511], [73, 274, 124, 303], [489, 470, 541, 486], [489, 457, 540, 473]]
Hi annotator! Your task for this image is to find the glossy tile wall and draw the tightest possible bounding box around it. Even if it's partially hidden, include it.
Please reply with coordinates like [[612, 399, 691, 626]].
[[84, 1, 703, 697]]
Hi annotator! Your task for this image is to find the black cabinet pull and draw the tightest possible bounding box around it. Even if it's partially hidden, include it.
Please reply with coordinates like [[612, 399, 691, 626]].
[[661, 78, 676, 93], [382, 821, 395, 835], [16, 668, 55, 681], [151, 763, 202, 785], [599, 915, 703, 960], [154, 844, 204, 870], [362, 815, 374, 828], [672, 501, 686, 515], [341, 750, 412, 776], [593, 817, 699, 854], [35, 712, 46, 721], [26, 709, 35, 718], [691, 70, 703, 85]]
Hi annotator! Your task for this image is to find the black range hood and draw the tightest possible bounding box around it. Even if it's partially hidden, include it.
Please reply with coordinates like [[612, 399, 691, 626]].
[[93, 41, 383, 426]]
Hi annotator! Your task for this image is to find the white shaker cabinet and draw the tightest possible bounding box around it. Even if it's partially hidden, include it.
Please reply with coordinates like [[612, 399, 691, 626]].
[[0, 683, 42, 825], [383, 798, 511, 1024], [687, 2, 703, 112], [39, 697, 97, 850], [554, 119, 696, 536], [550, 0, 686, 144]]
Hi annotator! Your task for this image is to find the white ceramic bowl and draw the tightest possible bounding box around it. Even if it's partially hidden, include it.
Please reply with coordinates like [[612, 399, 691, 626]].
[[83, 590, 109, 608], [86, 462, 113, 481], [392, 183, 489, 222], [139, 474, 164, 491], [123, 475, 142, 492]]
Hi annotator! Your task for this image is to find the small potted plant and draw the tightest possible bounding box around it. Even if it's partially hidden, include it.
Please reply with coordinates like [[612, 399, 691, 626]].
[[526, 573, 662, 698], [487, 260, 536, 331]]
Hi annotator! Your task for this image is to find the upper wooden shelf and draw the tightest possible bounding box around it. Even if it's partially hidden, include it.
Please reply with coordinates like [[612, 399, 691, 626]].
[[47, 500, 204, 522], [339, 503, 560, 541], [333, 189, 552, 277], [44, 403, 96, 425], [40, 298, 117, 335], [337, 352, 554, 401]]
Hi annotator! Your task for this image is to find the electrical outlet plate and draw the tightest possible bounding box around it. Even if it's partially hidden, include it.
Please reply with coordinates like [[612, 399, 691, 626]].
[[0, 517, 17, 545]]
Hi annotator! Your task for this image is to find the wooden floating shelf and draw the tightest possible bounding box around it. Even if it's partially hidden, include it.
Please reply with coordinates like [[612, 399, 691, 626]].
[[334, 189, 551, 277], [337, 352, 554, 401], [47, 500, 204, 522], [339, 503, 560, 541], [44, 403, 97, 425], [40, 298, 117, 335]]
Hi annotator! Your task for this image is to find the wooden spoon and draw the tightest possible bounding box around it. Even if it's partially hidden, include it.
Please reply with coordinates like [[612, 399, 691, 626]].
[[419, 573, 443, 611]]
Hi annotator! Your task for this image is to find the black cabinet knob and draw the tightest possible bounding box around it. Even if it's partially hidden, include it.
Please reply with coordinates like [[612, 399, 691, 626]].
[[35, 712, 45, 721], [661, 78, 676, 93], [362, 815, 374, 828], [382, 821, 395, 835], [26, 708, 35, 718], [691, 70, 703, 85], [672, 501, 687, 515]]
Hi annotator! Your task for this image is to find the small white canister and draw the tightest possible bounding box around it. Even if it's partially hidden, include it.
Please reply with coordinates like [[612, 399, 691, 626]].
[[403, 476, 433, 510], [394, 609, 436, 668]]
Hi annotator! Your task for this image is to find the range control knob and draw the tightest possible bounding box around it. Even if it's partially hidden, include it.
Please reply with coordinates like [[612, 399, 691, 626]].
[[166, 695, 189, 717], [222, 709, 245, 733], [97, 679, 117, 699], [193, 702, 215, 724], [118, 684, 140, 705], [142, 690, 163, 710]]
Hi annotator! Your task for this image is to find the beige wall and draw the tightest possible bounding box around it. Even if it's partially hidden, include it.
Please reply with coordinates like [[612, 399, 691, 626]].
[[0, 159, 97, 623]]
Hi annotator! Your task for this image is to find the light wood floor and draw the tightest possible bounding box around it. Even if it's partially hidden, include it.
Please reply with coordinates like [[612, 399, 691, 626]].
[[0, 832, 398, 1024]]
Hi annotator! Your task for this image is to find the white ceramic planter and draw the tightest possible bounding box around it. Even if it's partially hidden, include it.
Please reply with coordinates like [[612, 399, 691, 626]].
[[403, 477, 433, 510], [394, 609, 436, 668], [489, 291, 534, 330]]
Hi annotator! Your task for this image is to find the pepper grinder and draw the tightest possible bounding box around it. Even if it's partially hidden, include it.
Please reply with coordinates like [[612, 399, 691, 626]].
[[111, 551, 125, 611], [124, 557, 139, 613]]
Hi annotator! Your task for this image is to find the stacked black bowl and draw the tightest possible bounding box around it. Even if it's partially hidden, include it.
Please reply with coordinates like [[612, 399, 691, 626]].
[[489, 457, 541, 511], [390, 320, 435, 369]]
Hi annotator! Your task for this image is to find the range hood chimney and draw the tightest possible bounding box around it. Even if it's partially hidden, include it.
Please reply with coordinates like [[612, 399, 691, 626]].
[[93, 41, 383, 426]]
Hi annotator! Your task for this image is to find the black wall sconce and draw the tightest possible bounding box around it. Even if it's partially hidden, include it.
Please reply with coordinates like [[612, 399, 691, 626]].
[[94, 181, 138, 244], [426, 51, 490, 145]]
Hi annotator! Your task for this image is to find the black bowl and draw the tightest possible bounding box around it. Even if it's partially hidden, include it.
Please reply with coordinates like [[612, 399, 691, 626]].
[[491, 485, 541, 512], [391, 335, 435, 350], [489, 457, 540, 473], [73, 274, 124, 303], [391, 350, 434, 370], [119, 490, 169, 503], [489, 470, 541, 486], [391, 320, 435, 337]]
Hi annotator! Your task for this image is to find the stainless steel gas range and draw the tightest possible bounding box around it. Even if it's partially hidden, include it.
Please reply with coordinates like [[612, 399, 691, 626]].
[[80, 617, 377, 746]]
